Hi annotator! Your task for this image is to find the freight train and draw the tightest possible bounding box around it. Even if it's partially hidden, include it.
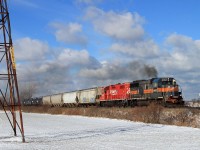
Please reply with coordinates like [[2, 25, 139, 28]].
[[23, 77, 184, 107]]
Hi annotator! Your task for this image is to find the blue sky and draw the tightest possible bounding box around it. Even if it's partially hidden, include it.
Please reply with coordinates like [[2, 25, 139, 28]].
[[10, 0, 200, 40], [8, 0, 200, 100]]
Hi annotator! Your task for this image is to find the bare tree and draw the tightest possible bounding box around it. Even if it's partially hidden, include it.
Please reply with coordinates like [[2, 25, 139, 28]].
[[19, 82, 37, 100]]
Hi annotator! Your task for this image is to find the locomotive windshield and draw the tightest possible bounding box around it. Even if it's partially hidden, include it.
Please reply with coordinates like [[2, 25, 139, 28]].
[[162, 81, 173, 85]]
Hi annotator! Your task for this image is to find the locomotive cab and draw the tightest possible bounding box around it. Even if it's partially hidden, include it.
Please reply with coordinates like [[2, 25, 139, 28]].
[[158, 78, 183, 104]]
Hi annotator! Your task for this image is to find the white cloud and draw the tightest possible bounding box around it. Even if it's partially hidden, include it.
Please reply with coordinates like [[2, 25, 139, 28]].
[[15, 41, 101, 96], [51, 22, 87, 45], [161, 33, 200, 71], [58, 49, 90, 66], [110, 39, 159, 58], [84, 7, 159, 59], [32, 48, 98, 75], [85, 7, 145, 41], [14, 37, 49, 61]]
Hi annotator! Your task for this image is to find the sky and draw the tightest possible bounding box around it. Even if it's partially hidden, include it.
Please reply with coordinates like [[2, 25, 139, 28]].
[[6, 0, 200, 100]]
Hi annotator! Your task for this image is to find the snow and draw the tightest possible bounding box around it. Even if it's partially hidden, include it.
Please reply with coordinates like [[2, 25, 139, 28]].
[[0, 111, 200, 150], [186, 101, 200, 108]]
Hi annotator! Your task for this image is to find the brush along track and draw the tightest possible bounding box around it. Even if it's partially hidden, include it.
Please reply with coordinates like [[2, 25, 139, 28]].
[[19, 105, 200, 128]]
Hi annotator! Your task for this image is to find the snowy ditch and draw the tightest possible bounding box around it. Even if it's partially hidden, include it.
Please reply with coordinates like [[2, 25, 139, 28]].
[[0, 111, 200, 149]]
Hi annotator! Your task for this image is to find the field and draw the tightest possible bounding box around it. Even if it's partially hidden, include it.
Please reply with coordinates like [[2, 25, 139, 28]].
[[0, 111, 200, 150]]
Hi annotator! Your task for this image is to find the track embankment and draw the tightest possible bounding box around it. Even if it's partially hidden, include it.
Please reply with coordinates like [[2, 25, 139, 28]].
[[21, 104, 200, 128]]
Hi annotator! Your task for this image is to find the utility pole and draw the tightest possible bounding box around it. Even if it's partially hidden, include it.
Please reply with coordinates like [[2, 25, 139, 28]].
[[0, 0, 25, 142]]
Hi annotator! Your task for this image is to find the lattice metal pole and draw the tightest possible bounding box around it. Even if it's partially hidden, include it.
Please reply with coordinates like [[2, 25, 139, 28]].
[[0, 0, 25, 142]]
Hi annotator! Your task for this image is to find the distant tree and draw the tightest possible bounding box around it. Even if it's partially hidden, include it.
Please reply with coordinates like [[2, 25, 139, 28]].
[[19, 82, 37, 100]]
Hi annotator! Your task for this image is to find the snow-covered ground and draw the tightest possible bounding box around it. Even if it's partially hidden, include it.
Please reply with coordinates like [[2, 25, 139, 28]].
[[0, 111, 200, 150], [186, 101, 200, 107]]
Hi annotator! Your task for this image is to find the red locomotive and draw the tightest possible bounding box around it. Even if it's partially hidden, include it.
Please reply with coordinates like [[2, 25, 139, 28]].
[[98, 82, 130, 106]]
